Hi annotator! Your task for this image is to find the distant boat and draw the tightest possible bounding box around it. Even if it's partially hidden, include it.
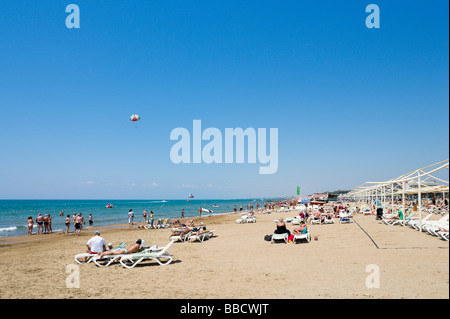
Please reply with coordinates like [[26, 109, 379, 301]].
[[161, 200, 167, 203], [106, 204, 113, 208]]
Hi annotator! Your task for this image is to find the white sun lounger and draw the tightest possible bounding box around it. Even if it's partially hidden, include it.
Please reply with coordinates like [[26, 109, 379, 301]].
[[291, 217, 304, 225], [437, 231, 449, 241], [92, 240, 157, 267], [409, 213, 433, 230], [426, 224, 449, 237], [293, 230, 311, 243], [188, 230, 215, 242], [170, 231, 192, 242], [421, 215, 449, 233], [271, 233, 288, 244], [339, 213, 351, 224], [236, 216, 256, 224], [119, 240, 175, 268], [74, 242, 126, 264]]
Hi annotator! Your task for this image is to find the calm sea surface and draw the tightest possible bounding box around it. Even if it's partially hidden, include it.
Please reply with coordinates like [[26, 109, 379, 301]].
[[0, 199, 269, 237]]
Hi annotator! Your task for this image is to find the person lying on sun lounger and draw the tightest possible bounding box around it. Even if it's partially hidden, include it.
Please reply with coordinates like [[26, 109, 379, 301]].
[[293, 221, 308, 235], [383, 210, 404, 220], [97, 239, 144, 258], [190, 228, 210, 236], [307, 210, 322, 224], [169, 227, 191, 239]]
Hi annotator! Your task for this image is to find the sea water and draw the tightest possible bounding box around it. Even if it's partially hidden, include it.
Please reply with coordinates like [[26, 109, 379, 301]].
[[0, 199, 267, 238]]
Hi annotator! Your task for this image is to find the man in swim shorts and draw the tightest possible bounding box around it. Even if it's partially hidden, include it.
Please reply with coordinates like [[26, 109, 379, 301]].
[[97, 239, 144, 258], [35, 213, 44, 234], [75, 214, 83, 236]]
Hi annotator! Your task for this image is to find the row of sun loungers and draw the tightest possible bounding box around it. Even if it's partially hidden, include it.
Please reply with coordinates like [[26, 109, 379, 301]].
[[236, 215, 256, 224], [170, 229, 216, 243], [75, 240, 175, 268], [271, 231, 311, 244], [141, 218, 171, 229], [381, 210, 449, 241]]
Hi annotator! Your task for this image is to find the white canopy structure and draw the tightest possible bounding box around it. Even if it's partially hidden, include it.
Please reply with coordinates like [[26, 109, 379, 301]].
[[340, 160, 449, 230]]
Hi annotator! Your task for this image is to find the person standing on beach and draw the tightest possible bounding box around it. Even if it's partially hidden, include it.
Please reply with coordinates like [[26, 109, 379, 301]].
[[150, 211, 154, 228], [35, 213, 44, 234], [27, 216, 34, 235], [181, 209, 184, 218], [48, 214, 53, 234], [43, 214, 49, 234], [143, 209, 147, 223], [128, 209, 134, 225], [199, 207, 202, 217], [75, 214, 83, 236], [79, 213, 85, 229], [89, 214, 93, 227], [234, 205, 237, 213], [65, 215, 71, 233], [72, 213, 77, 227]]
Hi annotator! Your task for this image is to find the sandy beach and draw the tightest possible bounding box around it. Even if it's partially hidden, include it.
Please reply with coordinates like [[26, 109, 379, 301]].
[[0, 209, 448, 299]]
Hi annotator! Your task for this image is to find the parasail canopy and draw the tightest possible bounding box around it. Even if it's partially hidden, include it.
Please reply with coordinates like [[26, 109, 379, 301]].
[[130, 114, 140, 122]]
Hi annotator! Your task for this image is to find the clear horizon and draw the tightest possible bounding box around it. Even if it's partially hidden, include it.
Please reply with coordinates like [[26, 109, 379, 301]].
[[0, 1, 448, 200]]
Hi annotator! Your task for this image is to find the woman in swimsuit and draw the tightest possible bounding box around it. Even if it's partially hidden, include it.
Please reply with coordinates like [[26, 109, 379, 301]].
[[27, 216, 34, 235], [274, 218, 290, 236], [43, 214, 49, 234], [65, 215, 71, 233], [48, 214, 52, 234], [293, 222, 308, 235]]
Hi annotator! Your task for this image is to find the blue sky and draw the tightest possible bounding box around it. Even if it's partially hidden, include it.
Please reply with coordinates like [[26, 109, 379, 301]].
[[0, 0, 448, 199]]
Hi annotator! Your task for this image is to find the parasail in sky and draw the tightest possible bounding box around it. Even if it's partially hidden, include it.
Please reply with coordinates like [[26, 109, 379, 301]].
[[130, 114, 140, 122]]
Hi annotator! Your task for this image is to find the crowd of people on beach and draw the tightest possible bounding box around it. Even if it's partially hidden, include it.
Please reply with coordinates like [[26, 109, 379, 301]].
[[27, 212, 94, 236]]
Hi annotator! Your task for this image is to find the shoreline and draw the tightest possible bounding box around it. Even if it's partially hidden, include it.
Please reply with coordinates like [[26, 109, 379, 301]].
[[0, 211, 235, 245]]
